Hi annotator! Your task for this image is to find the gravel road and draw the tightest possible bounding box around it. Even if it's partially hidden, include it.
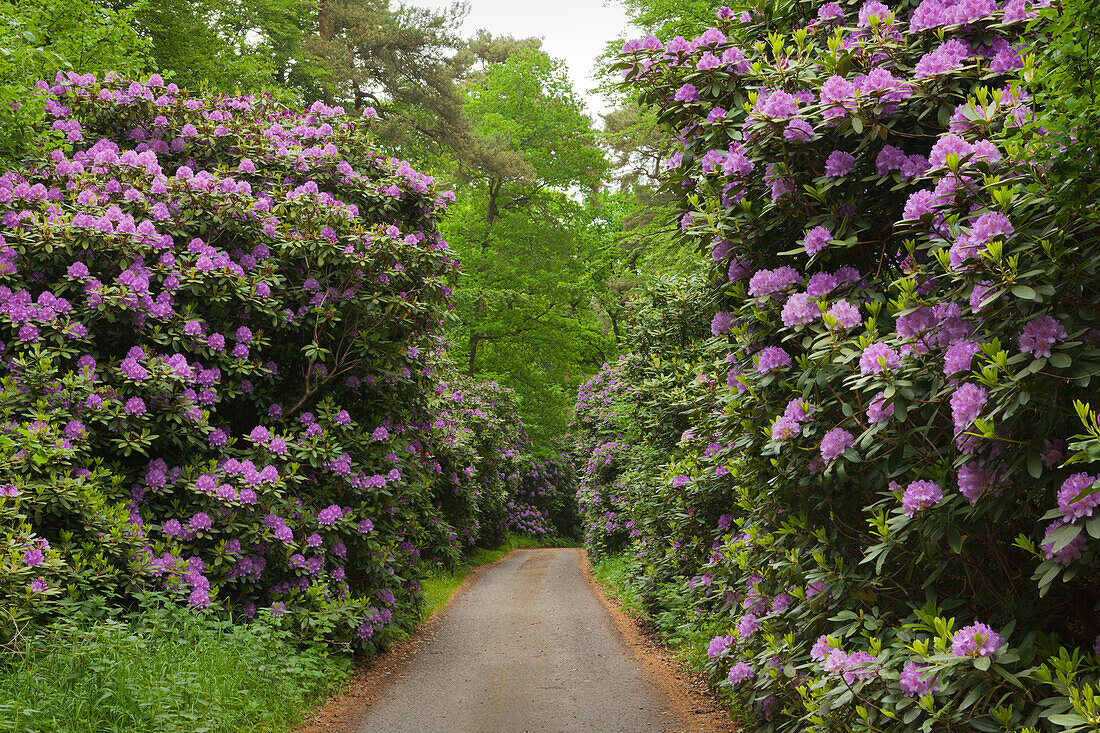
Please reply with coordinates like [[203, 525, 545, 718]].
[[354, 548, 684, 733]]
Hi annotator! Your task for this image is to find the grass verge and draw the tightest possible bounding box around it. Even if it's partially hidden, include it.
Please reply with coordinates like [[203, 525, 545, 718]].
[[0, 609, 350, 733], [590, 552, 722, 675]]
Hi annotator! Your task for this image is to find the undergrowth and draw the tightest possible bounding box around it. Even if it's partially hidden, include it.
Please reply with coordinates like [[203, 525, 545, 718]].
[[0, 607, 349, 733]]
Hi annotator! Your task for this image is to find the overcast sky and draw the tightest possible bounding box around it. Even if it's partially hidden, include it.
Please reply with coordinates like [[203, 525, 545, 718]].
[[411, 0, 632, 117]]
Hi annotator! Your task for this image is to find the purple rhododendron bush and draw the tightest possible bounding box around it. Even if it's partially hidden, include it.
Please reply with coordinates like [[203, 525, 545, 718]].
[[0, 71, 564, 651], [574, 0, 1100, 729]]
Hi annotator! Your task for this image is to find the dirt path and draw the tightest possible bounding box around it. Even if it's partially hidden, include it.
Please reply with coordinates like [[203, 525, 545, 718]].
[[350, 548, 688, 732]]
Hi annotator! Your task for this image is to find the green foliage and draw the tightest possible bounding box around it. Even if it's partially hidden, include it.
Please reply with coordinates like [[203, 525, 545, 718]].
[[575, 0, 1100, 729], [0, 0, 148, 164], [614, 0, 720, 43], [444, 46, 617, 448], [0, 607, 349, 733], [126, 0, 315, 97]]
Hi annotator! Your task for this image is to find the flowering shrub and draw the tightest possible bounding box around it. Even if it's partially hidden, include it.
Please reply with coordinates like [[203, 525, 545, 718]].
[[0, 70, 483, 650], [577, 1, 1100, 729]]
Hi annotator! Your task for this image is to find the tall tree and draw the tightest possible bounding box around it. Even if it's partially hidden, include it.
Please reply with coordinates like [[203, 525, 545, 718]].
[[443, 46, 615, 447], [305, 0, 470, 158]]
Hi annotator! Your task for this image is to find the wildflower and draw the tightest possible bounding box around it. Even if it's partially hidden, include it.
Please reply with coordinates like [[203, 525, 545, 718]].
[[866, 392, 891, 423], [318, 504, 343, 526], [711, 311, 735, 336], [824, 150, 856, 179], [735, 613, 759, 639], [950, 383, 987, 433], [899, 662, 938, 697], [1018, 315, 1067, 359], [781, 293, 819, 326], [756, 346, 791, 373]]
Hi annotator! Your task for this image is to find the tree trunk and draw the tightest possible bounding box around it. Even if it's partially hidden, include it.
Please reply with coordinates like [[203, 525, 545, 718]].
[[485, 178, 501, 226], [468, 333, 481, 374]]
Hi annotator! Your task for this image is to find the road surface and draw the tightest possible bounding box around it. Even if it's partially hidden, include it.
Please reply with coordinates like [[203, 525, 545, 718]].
[[355, 548, 684, 733]]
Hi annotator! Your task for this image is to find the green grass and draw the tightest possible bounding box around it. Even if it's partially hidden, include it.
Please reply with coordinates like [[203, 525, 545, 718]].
[[419, 533, 579, 621], [0, 610, 350, 733], [590, 552, 721, 674], [590, 552, 647, 617]]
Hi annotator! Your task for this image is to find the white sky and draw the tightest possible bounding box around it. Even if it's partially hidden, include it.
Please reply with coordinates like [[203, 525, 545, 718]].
[[410, 0, 632, 118]]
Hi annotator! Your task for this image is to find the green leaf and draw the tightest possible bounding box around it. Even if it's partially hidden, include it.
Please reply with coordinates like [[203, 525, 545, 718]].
[[1045, 522, 1083, 554], [1010, 285, 1038, 300], [1049, 353, 1072, 369]]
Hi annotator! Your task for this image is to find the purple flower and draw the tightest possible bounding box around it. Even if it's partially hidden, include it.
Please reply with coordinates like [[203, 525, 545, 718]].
[[1042, 520, 1087, 564], [756, 346, 792, 373], [735, 613, 759, 639], [944, 340, 981, 377], [727, 661, 753, 686], [1057, 473, 1100, 521], [235, 326, 253, 344], [784, 119, 814, 141], [866, 392, 891, 423], [18, 324, 39, 342], [782, 284, 825, 323], [124, 397, 147, 416], [759, 90, 800, 119], [708, 634, 735, 659], [950, 383, 987, 433], [748, 266, 801, 297], [951, 623, 1003, 658], [824, 150, 856, 179], [821, 75, 857, 119], [828, 300, 861, 329], [673, 84, 700, 103], [1018, 315, 1067, 359], [811, 635, 835, 660], [820, 428, 855, 464], [899, 661, 938, 697], [249, 425, 270, 444], [23, 548, 45, 566], [901, 480, 942, 516], [189, 512, 212, 531], [803, 226, 832, 256], [318, 504, 343, 526], [860, 342, 900, 375], [711, 311, 735, 336], [30, 577, 48, 592]]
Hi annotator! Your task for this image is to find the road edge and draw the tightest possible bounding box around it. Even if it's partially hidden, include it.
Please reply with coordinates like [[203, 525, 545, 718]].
[[578, 550, 740, 733], [294, 547, 522, 733]]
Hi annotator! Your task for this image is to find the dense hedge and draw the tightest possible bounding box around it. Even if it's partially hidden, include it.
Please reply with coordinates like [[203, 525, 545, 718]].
[[0, 72, 569, 650], [575, 1, 1100, 730]]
